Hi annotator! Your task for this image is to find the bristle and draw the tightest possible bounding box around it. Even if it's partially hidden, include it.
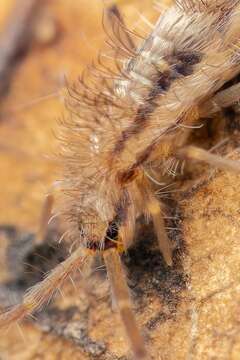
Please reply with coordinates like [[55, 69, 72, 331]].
[[106, 4, 136, 52], [176, 0, 239, 13]]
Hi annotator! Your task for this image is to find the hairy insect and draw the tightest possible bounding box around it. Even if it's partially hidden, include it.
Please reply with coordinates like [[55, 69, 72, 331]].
[[1, 1, 240, 359]]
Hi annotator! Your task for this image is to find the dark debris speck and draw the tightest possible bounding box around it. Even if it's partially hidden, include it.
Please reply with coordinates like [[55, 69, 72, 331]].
[[122, 199, 188, 328], [39, 306, 106, 357]]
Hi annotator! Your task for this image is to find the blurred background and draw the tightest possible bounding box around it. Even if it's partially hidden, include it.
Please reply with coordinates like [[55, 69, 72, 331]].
[[0, 1, 162, 359], [0, 0, 159, 231], [1, 1, 240, 360]]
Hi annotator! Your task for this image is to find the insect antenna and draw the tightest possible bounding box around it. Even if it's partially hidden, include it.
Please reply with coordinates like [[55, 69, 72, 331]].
[[0, 247, 88, 329]]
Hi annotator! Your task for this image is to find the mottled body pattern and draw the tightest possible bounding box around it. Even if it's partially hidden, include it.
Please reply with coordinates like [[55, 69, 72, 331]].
[[1, 1, 240, 359], [60, 0, 240, 252]]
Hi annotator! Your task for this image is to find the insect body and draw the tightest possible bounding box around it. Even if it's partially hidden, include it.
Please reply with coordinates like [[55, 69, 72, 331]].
[[1, 1, 240, 359]]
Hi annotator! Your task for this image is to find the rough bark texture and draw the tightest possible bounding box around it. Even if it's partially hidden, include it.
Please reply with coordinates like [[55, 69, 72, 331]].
[[0, 1, 240, 359]]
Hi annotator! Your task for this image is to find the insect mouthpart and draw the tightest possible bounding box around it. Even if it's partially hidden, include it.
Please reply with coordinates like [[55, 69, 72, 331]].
[[86, 217, 122, 252]]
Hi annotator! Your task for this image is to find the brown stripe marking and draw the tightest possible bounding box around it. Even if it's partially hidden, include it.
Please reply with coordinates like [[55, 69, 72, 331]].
[[117, 113, 186, 184], [113, 50, 202, 155], [117, 142, 156, 185]]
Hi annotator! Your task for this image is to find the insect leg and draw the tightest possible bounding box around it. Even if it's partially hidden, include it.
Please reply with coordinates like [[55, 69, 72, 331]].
[[136, 177, 173, 266], [0, 247, 89, 329], [35, 193, 54, 245], [178, 145, 240, 173], [200, 82, 240, 117], [103, 248, 147, 360], [146, 197, 173, 266]]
